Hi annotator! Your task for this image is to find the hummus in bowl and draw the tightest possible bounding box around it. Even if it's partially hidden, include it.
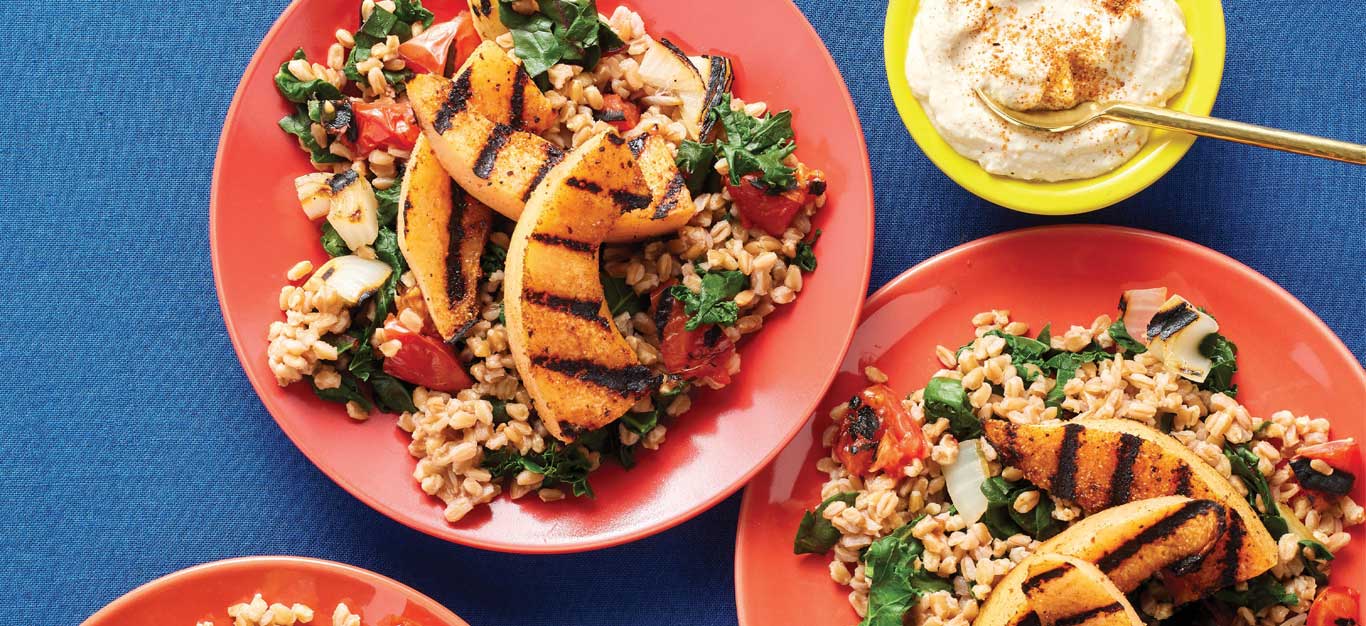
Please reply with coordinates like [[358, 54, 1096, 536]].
[[909, 0, 1192, 181], [884, 0, 1225, 214]]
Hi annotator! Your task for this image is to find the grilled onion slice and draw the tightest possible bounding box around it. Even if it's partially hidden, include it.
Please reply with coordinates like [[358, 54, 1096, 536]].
[[690, 54, 734, 139], [639, 38, 707, 140], [304, 255, 393, 305], [294, 173, 334, 221], [1145, 295, 1219, 383], [323, 170, 380, 252]]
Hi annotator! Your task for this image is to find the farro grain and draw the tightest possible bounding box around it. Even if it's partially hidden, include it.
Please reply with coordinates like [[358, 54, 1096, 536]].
[[286, 260, 313, 281]]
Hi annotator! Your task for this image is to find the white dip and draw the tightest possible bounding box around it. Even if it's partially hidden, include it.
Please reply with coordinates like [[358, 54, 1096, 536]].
[[907, 0, 1193, 181]]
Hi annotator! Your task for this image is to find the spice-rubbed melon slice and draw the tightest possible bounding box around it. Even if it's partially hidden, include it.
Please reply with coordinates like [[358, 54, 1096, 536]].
[[975, 496, 1227, 626], [451, 41, 555, 134], [409, 73, 688, 242], [408, 73, 566, 220], [1019, 555, 1143, 626], [608, 128, 699, 243], [503, 132, 661, 443], [984, 419, 1278, 604], [397, 134, 492, 341]]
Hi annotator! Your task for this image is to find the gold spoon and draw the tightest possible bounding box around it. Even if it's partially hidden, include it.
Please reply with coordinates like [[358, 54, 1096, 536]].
[[973, 88, 1366, 165]]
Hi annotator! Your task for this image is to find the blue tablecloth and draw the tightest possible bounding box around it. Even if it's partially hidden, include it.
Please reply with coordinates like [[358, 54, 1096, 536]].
[[2, 0, 1362, 623]]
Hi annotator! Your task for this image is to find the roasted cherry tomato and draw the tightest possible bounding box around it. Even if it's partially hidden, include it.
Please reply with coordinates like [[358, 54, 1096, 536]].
[[1297, 438, 1362, 475], [1308, 586, 1359, 626], [381, 321, 472, 392], [349, 97, 421, 154], [727, 173, 804, 237], [834, 384, 926, 478], [600, 94, 641, 133], [652, 285, 735, 385], [727, 165, 826, 236], [399, 12, 481, 75]]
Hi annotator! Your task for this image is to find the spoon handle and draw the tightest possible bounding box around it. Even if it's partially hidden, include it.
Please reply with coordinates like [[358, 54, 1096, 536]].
[[1103, 103, 1366, 165]]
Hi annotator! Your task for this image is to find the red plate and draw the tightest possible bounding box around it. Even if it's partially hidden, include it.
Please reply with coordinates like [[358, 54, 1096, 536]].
[[735, 225, 1365, 625], [210, 0, 873, 552], [81, 556, 467, 626]]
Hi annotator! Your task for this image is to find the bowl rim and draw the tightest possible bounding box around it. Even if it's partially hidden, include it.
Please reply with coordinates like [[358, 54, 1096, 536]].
[[209, 0, 875, 553], [734, 223, 1366, 625], [79, 556, 468, 626], [883, 0, 1228, 215]]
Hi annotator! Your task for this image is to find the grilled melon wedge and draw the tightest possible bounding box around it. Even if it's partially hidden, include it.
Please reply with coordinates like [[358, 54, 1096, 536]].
[[1019, 555, 1143, 626], [409, 72, 566, 221], [609, 128, 699, 243], [467, 0, 508, 41], [504, 132, 661, 443], [975, 496, 1227, 626], [983, 419, 1278, 604], [452, 41, 556, 134], [409, 73, 696, 242], [397, 134, 493, 341]]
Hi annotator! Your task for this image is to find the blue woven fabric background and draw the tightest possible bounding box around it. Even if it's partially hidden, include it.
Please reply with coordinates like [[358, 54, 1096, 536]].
[[1, 0, 1361, 623]]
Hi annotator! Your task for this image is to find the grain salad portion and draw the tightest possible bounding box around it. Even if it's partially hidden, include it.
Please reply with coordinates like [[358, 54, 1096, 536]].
[[265, 0, 828, 523], [195, 594, 361, 626], [793, 289, 1362, 626]]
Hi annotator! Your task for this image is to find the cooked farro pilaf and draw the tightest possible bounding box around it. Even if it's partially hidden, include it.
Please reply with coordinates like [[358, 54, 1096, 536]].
[[195, 593, 363, 626], [804, 305, 1362, 626], [266, 1, 827, 523]]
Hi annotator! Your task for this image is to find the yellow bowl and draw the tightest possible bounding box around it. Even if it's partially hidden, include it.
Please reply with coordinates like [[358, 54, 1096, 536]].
[[884, 0, 1227, 215]]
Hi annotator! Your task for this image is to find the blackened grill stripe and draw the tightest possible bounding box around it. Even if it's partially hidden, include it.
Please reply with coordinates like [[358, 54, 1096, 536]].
[[1147, 302, 1200, 340], [508, 69, 528, 130], [1021, 564, 1071, 593], [328, 169, 359, 192], [523, 290, 607, 328], [704, 57, 726, 109], [1108, 433, 1144, 507], [1018, 612, 1041, 626], [531, 356, 659, 396], [473, 123, 514, 179], [1174, 464, 1193, 496], [478, 0, 491, 15], [653, 285, 677, 336], [434, 71, 473, 134], [1056, 603, 1123, 626], [1095, 499, 1221, 574], [565, 177, 603, 193], [1051, 423, 1085, 499], [612, 189, 653, 213], [652, 174, 686, 219], [1217, 518, 1246, 588], [446, 186, 467, 301], [522, 145, 565, 201], [1168, 503, 1225, 577], [528, 233, 595, 254]]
